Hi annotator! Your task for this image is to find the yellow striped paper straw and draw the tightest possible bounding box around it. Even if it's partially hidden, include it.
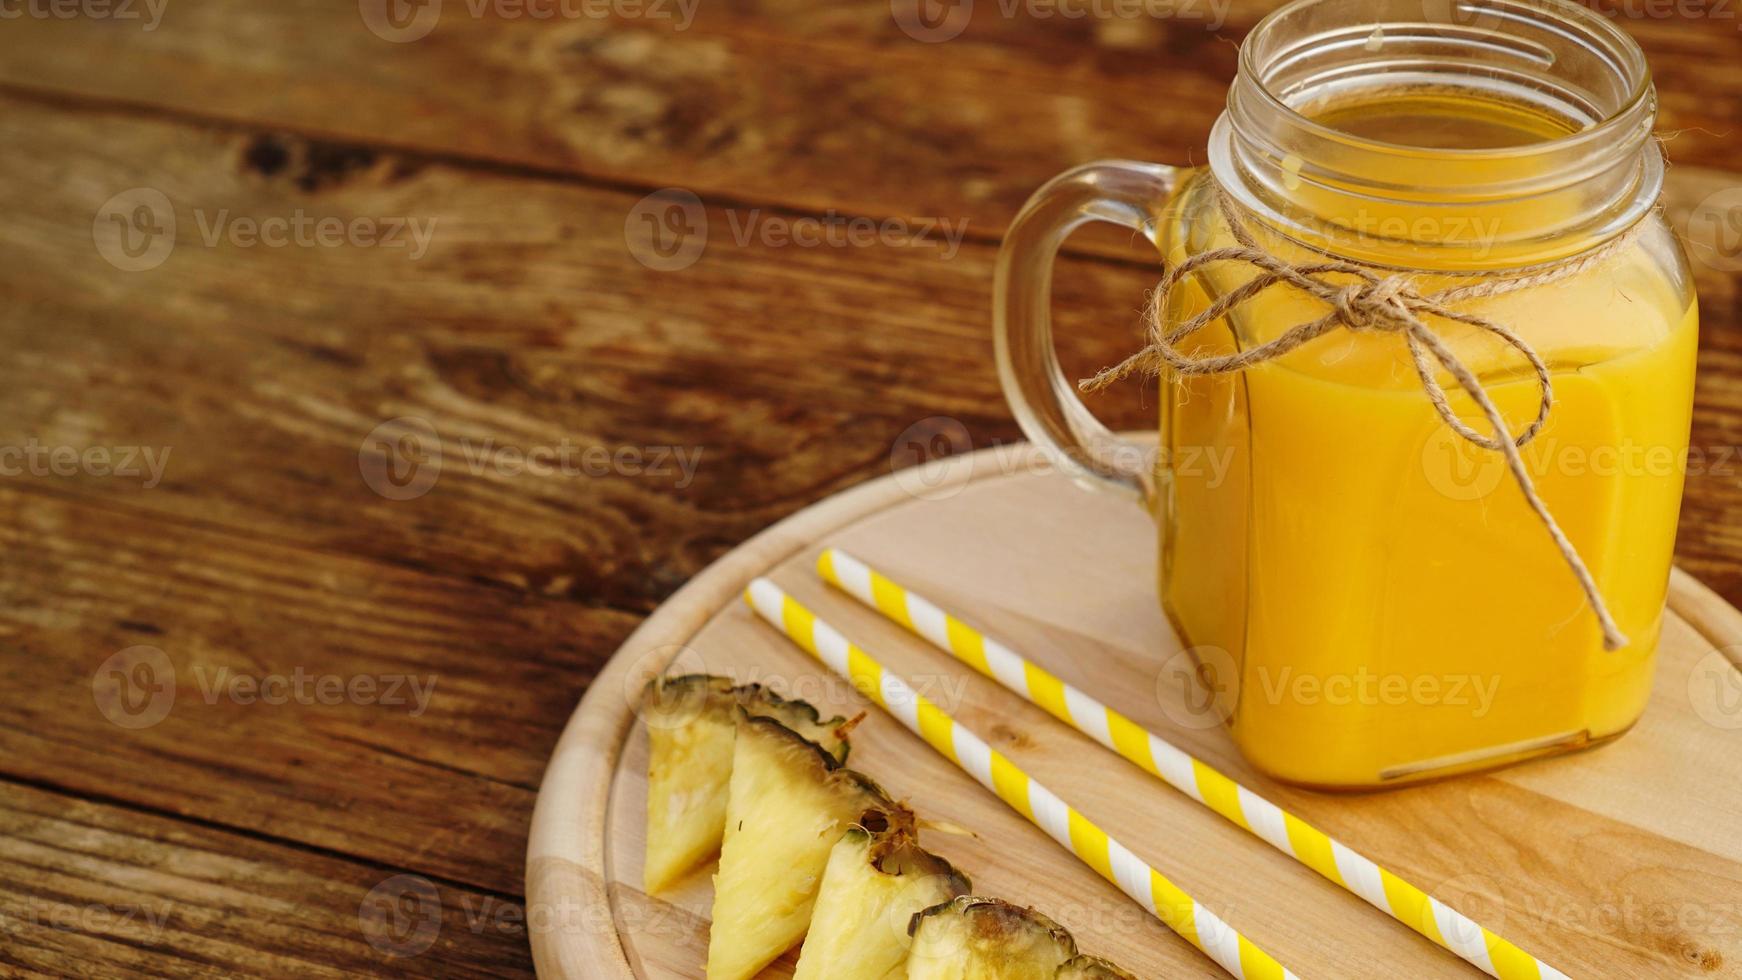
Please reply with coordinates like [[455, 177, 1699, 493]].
[[817, 548, 1569, 980], [744, 577, 1299, 980]]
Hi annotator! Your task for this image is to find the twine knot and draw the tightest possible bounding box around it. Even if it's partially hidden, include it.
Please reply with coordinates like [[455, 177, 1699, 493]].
[[1080, 184, 1646, 651], [1334, 277, 1412, 330]]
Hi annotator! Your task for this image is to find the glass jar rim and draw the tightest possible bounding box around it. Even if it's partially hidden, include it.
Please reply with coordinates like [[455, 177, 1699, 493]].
[[1211, 0, 1664, 268], [1236, 0, 1655, 159]]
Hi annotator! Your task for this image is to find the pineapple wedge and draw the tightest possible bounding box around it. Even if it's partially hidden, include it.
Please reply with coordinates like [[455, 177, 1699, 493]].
[[792, 827, 971, 980], [707, 712, 910, 980], [906, 897, 1077, 980], [1057, 955, 1139, 979], [642, 675, 848, 894]]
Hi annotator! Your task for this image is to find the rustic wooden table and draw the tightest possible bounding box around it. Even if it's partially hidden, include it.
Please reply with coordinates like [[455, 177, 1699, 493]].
[[1, 1, 1739, 976]]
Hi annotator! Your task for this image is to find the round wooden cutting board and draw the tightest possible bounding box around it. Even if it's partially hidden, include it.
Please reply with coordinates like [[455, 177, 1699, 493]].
[[526, 445, 1742, 979]]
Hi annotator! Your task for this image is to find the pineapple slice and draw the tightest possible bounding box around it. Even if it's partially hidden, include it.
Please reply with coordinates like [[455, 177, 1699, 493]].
[[906, 897, 1077, 980], [1057, 955, 1139, 980], [792, 827, 971, 980], [707, 712, 910, 980], [642, 675, 848, 894]]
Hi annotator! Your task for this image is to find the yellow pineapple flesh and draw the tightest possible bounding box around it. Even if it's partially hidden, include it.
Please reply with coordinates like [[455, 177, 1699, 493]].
[[906, 897, 1077, 980], [706, 712, 909, 980], [792, 827, 971, 980], [642, 675, 847, 894], [1057, 954, 1139, 979]]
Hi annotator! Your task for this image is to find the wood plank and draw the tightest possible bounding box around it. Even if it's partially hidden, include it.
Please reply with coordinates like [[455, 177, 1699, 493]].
[[0, 90, 1159, 610], [0, 0, 1736, 250], [0, 778, 532, 977], [0, 480, 637, 895]]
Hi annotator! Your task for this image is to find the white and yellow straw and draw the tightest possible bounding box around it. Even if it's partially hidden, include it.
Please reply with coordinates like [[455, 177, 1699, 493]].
[[817, 547, 1569, 980], [745, 577, 1299, 980]]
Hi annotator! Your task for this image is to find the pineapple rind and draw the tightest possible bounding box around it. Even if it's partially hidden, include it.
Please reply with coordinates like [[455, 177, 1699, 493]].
[[1057, 954, 1139, 980], [792, 828, 971, 980], [642, 675, 848, 893], [906, 896, 1077, 980], [705, 712, 908, 980]]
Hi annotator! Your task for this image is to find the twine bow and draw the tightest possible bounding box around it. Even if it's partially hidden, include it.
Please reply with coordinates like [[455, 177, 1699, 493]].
[[1083, 186, 1643, 650]]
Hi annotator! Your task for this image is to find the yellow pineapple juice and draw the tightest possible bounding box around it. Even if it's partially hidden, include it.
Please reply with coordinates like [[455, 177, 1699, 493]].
[[1156, 94, 1698, 787]]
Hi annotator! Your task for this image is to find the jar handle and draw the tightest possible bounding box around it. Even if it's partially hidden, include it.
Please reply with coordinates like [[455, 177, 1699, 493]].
[[994, 160, 1183, 505]]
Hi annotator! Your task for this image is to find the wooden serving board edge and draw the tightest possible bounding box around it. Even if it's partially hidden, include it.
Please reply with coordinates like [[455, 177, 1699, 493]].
[[524, 443, 1742, 979]]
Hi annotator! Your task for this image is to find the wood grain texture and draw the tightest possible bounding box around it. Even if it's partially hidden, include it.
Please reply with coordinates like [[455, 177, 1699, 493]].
[[0, 88, 1159, 607], [0, 779, 531, 977], [532, 449, 1742, 979], [0, 481, 631, 895], [0, 0, 1738, 251]]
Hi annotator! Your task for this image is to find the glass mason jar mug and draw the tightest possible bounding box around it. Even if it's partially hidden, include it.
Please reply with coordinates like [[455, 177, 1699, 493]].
[[995, 0, 1697, 788]]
